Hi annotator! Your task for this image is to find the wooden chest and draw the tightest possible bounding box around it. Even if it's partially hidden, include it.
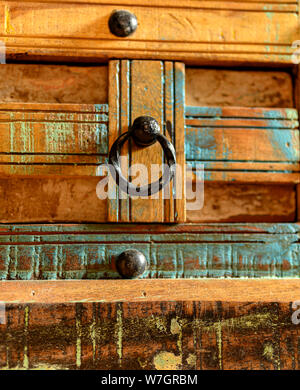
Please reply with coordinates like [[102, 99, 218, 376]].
[[0, 0, 299, 370]]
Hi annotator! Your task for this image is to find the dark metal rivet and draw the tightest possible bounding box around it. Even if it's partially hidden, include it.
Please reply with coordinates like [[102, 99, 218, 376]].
[[116, 249, 147, 279], [131, 116, 160, 147], [108, 10, 138, 37]]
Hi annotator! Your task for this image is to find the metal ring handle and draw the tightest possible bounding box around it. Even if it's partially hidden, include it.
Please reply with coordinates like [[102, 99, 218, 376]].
[[108, 118, 176, 197]]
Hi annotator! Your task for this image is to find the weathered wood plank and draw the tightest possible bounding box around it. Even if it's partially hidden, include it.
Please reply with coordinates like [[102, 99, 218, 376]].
[[0, 182, 298, 225], [163, 62, 186, 222], [0, 223, 298, 279], [4, 0, 298, 12], [108, 60, 185, 222], [0, 292, 299, 369], [0, 178, 295, 222], [2, 279, 300, 302], [186, 128, 299, 161], [0, 103, 109, 176], [186, 183, 296, 222], [130, 60, 164, 222], [1, 1, 298, 64], [0, 64, 108, 104], [0, 103, 298, 183], [185, 106, 298, 119], [186, 106, 300, 183], [186, 69, 294, 108]]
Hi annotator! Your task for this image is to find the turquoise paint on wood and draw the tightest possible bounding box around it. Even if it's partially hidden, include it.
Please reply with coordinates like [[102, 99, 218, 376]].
[[185, 128, 299, 162], [0, 223, 298, 280], [184, 106, 299, 182], [3, 103, 299, 180]]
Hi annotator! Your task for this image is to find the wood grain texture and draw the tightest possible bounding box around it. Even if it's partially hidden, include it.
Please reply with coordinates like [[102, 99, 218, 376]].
[[2, 279, 300, 303], [297, 184, 300, 221], [4, 0, 298, 11], [0, 64, 108, 104], [186, 106, 300, 183], [0, 66, 293, 108], [187, 183, 296, 222], [186, 68, 294, 108], [1, 1, 298, 64], [1, 103, 298, 184], [0, 299, 299, 369], [108, 60, 185, 223], [0, 103, 108, 176], [0, 223, 298, 279], [0, 178, 295, 223]]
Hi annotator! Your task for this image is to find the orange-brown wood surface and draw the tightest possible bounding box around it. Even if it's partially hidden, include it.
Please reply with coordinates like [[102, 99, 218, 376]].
[[1, 1, 299, 65], [0, 279, 300, 303], [108, 60, 185, 223], [0, 5, 299, 370], [0, 281, 300, 369], [0, 301, 298, 370], [297, 184, 300, 220], [0, 178, 295, 223]]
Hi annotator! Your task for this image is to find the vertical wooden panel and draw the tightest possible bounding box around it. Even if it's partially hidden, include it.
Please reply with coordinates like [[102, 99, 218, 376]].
[[130, 60, 164, 222], [108, 60, 185, 222], [108, 60, 120, 222], [296, 66, 300, 222], [174, 62, 186, 222], [163, 62, 186, 222], [163, 62, 175, 222]]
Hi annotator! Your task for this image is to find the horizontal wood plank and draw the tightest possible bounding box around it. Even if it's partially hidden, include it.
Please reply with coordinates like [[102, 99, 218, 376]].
[[1, 279, 300, 302], [1, 1, 298, 64], [0, 223, 298, 279], [0, 298, 299, 369], [0, 104, 298, 183], [186, 106, 300, 183], [0, 178, 295, 223], [186, 182, 296, 222], [4, 0, 298, 12], [0, 64, 108, 104], [186, 69, 294, 108]]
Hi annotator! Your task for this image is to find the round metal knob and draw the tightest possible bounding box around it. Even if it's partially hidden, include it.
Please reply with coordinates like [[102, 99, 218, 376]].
[[131, 116, 160, 147], [116, 249, 147, 279], [108, 10, 138, 37]]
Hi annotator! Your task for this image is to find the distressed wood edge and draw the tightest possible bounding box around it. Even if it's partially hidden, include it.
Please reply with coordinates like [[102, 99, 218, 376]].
[[0, 222, 299, 234], [1, 279, 300, 303], [3, 0, 298, 10], [174, 62, 186, 222], [107, 59, 119, 222], [5, 48, 295, 67]]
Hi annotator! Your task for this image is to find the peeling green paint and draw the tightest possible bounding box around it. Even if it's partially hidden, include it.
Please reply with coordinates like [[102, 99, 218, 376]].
[[23, 306, 29, 369], [116, 304, 123, 366], [75, 307, 82, 369], [0, 224, 299, 279], [153, 351, 181, 370]]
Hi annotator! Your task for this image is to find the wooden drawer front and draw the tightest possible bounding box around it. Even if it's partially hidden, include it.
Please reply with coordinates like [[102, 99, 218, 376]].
[[0, 3, 300, 373], [0, 103, 109, 175], [0, 223, 298, 280], [1, 280, 300, 370], [1, 1, 299, 64], [186, 106, 300, 183], [2, 103, 298, 182], [0, 62, 299, 224]]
